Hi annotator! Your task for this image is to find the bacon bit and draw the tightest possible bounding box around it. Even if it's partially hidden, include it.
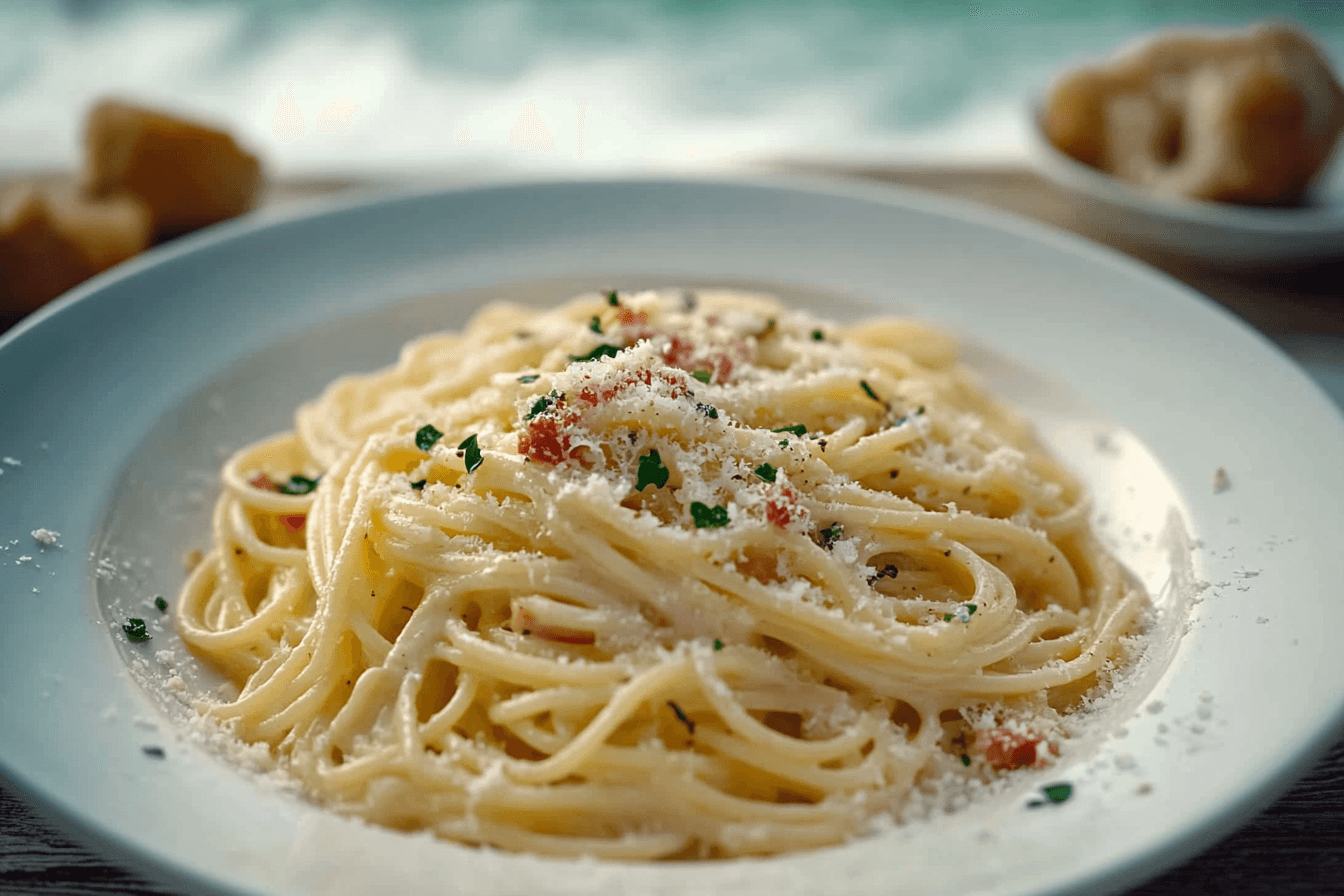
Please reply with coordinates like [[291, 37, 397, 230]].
[[510, 605, 595, 645], [978, 728, 1057, 771], [662, 334, 697, 369], [248, 472, 277, 491], [281, 514, 306, 533], [764, 483, 803, 529], [575, 368, 689, 407], [519, 417, 573, 466], [710, 351, 735, 384], [617, 307, 649, 328]]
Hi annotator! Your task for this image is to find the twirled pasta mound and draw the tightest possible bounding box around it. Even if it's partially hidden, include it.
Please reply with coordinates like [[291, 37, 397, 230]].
[[177, 288, 1147, 859]]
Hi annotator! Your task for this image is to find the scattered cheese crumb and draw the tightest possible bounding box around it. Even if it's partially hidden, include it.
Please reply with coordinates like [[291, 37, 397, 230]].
[[31, 528, 60, 547], [1212, 467, 1230, 493]]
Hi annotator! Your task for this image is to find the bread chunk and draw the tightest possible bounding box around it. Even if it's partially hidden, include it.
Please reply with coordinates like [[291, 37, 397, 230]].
[[82, 99, 264, 237], [1042, 23, 1344, 205], [0, 184, 151, 315]]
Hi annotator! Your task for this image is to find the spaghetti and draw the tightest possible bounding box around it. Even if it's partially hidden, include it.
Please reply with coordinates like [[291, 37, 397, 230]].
[[176, 288, 1147, 859]]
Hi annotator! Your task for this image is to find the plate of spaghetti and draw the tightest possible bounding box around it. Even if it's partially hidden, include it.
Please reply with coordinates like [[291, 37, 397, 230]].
[[0, 175, 1341, 896]]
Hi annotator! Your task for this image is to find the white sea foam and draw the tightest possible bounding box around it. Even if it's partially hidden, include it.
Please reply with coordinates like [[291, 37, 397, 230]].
[[13, 2, 1328, 176]]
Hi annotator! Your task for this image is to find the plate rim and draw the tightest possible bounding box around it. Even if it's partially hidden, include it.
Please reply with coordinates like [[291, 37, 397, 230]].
[[2, 172, 1344, 896]]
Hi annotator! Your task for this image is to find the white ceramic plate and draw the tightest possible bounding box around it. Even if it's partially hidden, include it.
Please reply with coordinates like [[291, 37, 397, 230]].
[[2, 176, 1343, 896], [1025, 100, 1344, 267]]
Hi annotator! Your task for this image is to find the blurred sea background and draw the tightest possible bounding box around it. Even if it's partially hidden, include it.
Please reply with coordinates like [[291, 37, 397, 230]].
[[3, 0, 1343, 177]]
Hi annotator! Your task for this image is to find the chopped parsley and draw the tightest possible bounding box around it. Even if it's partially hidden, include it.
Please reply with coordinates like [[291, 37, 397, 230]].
[[691, 370, 712, 384], [411, 479, 427, 490], [1028, 783, 1074, 808], [819, 523, 844, 548], [960, 753, 971, 767], [943, 604, 978, 623], [415, 424, 444, 451], [811, 329, 824, 341], [589, 315, 603, 334], [697, 403, 719, 419], [636, 450, 670, 491], [772, 424, 807, 437], [1043, 783, 1072, 803], [713, 638, 724, 651], [277, 474, 319, 495], [690, 502, 730, 529], [517, 374, 540, 383], [122, 618, 150, 642], [569, 344, 622, 363], [667, 700, 695, 735], [527, 391, 558, 420], [457, 434, 483, 473], [154, 596, 168, 612], [754, 463, 778, 483], [607, 290, 620, 306], [860, 380, 881, 403]]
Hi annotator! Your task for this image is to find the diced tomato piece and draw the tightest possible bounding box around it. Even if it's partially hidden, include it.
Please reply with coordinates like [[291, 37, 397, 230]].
[[281, 514, 306, 533]]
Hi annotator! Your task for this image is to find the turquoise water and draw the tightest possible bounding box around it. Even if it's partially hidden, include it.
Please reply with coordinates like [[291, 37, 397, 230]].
[[2, 0, 1342, 174]]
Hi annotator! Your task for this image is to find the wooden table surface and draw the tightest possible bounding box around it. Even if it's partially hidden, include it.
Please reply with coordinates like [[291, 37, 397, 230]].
[[2, 167, 1342, 896]]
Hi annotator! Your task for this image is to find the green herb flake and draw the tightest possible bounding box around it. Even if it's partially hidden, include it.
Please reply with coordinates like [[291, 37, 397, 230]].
[[606, 290, 620, 307], [691, 370, 712, 384], [967, 604, 977, 616], [811, 330, 824, 341], [754, 463, 777, 483], [772, 424, 807, 437], [589, 315, 603, 334], [122, 618, 151, 642], [667, 700, 695, 735], [411, 479, 427, 490], [917, 405, 926, 415], [278, 474, 319, 495], [960, 754, 971, 767], [569, 344, 622, 363], [458, 434, 483, 473], [517, 374, 540, 383], [636, 450, 670, 491], [690, 502, 730, 529], [154, 596, 168, 612], [860, 380, 881, 403], [415, 424, 444, 451], [1043, 783, 1072, 804], [526, 393, 554, 420], [698, 404, 719, 419], [713, 638, 724, 651]]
